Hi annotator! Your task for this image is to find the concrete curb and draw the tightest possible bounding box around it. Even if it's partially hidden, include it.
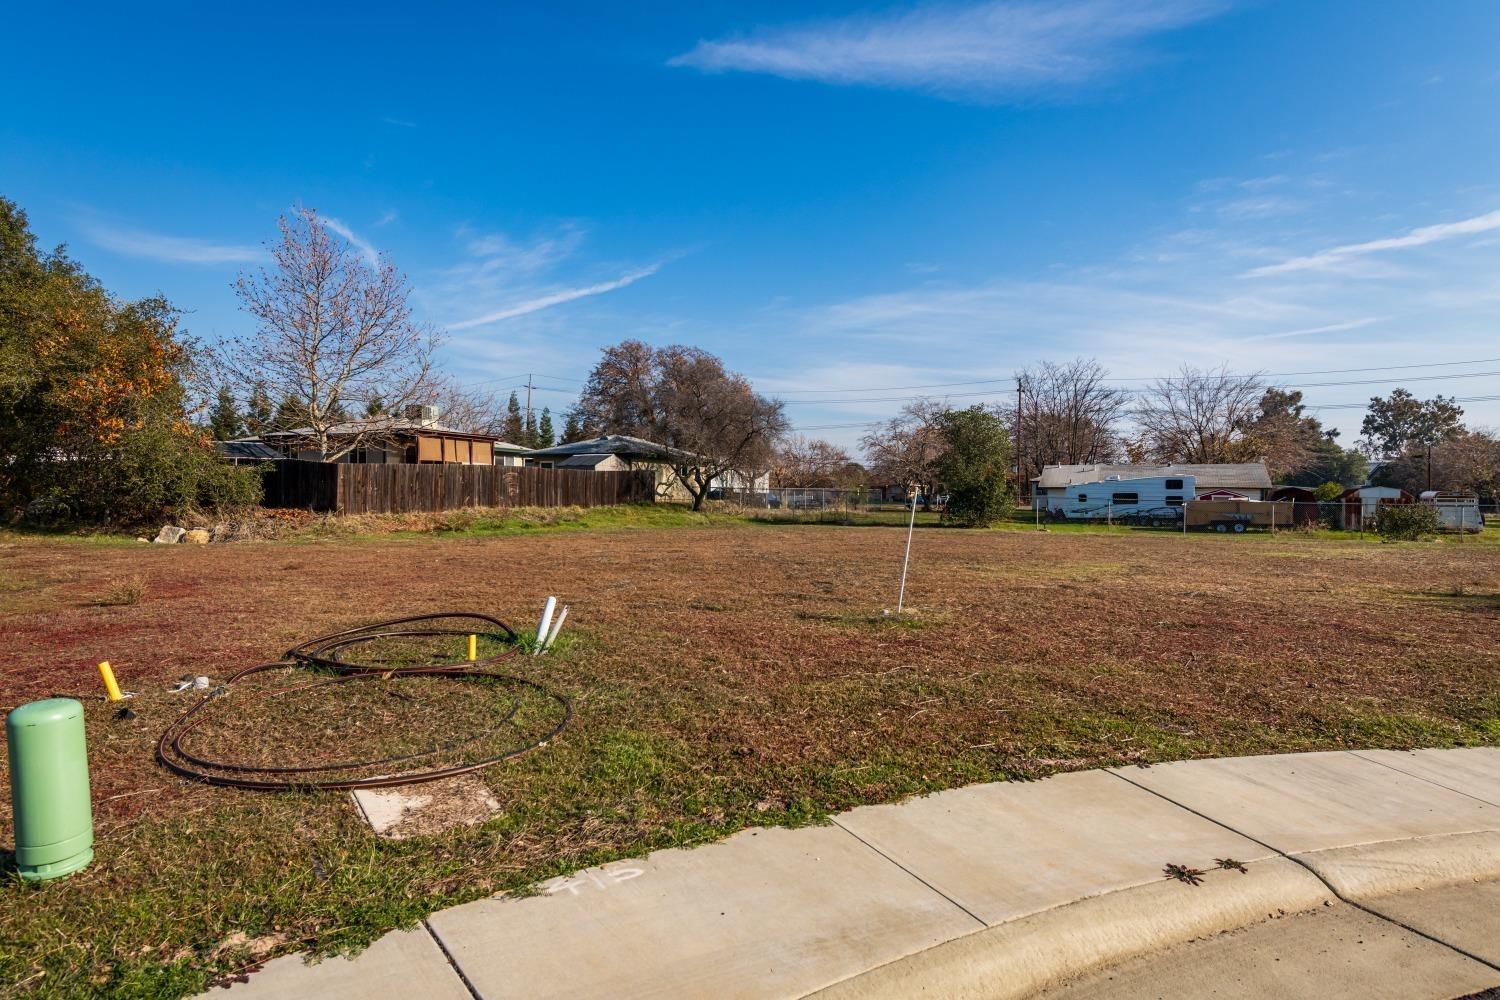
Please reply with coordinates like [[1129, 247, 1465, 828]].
[[1298, 830, 1500, 900], [807, 857, 1332, 999]]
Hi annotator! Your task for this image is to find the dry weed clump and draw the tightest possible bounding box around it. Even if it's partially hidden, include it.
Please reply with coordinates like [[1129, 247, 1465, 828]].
[[97, 574, 147, 606]]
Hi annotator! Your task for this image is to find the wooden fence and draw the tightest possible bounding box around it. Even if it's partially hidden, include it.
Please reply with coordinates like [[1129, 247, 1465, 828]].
[[261, 461, 657, 515]]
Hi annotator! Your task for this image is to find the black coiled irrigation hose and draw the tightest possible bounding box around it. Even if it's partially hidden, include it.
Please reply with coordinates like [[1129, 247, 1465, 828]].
[[157, 612, 571, 792]]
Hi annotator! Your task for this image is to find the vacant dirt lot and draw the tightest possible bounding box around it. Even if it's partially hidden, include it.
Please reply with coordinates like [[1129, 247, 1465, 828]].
[[1, 520, 1497, 996]]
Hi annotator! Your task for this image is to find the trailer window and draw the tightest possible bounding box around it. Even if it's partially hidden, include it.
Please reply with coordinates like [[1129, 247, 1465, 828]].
[[1165, 495, 1184, 506], [1076, 493, 1087, 503], [1111, 492, 1139, 505], [1165, 478, 1184, 490]]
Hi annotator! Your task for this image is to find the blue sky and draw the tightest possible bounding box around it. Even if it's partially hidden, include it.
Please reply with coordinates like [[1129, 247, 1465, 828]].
[[5, 1, 1500, 448]]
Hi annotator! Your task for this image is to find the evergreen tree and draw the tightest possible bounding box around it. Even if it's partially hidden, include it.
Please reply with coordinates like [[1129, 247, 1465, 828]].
[[502, 391, 524, 443], [273, 393, 307, 431], [209, 385, 243, 440], [364, 395, 386, 418], [524, 406, 538, 447], [325, 396, 348, 423], [246, 382, 273, 436], [536, 407, 555, 448], [561, 409, 584, 444]]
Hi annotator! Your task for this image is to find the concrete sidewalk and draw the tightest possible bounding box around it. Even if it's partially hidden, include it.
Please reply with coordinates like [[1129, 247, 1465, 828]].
[[211, 748, 1500, 999]]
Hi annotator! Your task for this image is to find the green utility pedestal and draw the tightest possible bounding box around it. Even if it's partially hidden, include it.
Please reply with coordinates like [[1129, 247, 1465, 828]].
[[6, 698, 94, 881]]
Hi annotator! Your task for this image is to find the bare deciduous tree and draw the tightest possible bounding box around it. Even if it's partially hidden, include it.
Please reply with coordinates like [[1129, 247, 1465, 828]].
[[773, 435, 855, 489], [430, 378, 507, 436], [1131, 365, 1266, 464], [576, 340, 787, 510], [1004, 358, 1129, 480], [861, 398, 947, 506], [223, 208, 441, 459]]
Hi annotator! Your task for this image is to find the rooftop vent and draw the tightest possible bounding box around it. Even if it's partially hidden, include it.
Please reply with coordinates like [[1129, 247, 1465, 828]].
[[403, 404, 440, 426]]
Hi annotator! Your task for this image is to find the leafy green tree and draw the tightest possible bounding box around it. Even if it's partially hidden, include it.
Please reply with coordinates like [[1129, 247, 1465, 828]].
[[245, 382, 273, 435], [503, 391, 524, 443], [0, 196, 259, 524], [209, 385, 243, 440], [536, 407, 555, 448], [1360, 389, 1465, 458], [935, 405, 1015, 527], [1312, 481, 1346, 503]]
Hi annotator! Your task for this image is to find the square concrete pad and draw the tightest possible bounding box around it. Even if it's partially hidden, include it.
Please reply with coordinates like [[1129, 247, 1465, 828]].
[[1353, 747, 1500, 807], [833, 769, 1271, 925], [1113, 751, 1500, 854], [1039, 903, 1500, 1000], [426, 824, 981, 999], [204, 927, 471, 1000]]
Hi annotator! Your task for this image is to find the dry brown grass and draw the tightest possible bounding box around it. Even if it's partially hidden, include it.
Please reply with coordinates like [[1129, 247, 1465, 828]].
[[0, 520, 1496, 996]]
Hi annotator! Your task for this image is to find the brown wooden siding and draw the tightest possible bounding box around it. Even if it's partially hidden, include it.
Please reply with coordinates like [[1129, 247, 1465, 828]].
[[261, 460, 656, 514]]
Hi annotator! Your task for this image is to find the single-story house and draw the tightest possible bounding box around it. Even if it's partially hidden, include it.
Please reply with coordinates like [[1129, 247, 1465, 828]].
[[243, 406, 529, 466], [1032, 463, 1273, 510], [524, 434, 771, 500], [1338, 485, 1413, 530]]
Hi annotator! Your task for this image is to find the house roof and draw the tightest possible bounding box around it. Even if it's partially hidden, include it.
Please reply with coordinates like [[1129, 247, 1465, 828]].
[[554, 453, 618, 469], [525, 434, 692, 462], [1033, 462, 1272, 490], [216, 439, 284, 461], [256, 416, 512, 443]]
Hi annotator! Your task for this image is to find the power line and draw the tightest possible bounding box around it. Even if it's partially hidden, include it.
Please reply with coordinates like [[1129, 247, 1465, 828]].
[[770, 355, 1500, 398], [778, 369, 1500, 405]]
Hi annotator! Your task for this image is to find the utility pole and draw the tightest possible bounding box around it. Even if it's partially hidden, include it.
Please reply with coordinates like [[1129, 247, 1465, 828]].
[[1016, 376, 1026, 507], [525, 374, 535, 428]]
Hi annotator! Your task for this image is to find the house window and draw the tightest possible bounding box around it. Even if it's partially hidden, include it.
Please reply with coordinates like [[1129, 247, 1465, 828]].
[[1165, 478, 1184, 490], [1165, 495, 1184, 506], [1111, 492, 1139, 505], [349, 447, 370, 464]]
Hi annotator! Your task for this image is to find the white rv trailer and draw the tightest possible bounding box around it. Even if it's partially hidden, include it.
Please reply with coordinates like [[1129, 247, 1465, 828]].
[[1052, 474, 1197, 522], [1419, 491, 1485, 533]]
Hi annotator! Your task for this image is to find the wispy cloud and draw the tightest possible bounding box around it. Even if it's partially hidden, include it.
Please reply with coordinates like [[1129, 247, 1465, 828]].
[[1240, 317, 1381, 342], [80, 222, 265, 265], [382, 116, 418, 128], [448, 265, 661, 330], [669, 0, 1227, 100], [1247, 208, 1500, 277], [321, 216, 383, 269]]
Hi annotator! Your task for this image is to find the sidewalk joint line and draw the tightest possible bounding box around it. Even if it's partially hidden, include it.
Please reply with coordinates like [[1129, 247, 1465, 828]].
[[1105, 767, 1500, 974], [830, 820, 988, 928], [421, 918, 484, 1000], [1347, 750, 1500, 809]]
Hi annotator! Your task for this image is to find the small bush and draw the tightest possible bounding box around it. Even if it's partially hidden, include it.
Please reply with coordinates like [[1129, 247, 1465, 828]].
[[1375, 503, 1440, 541], [99, 575, 146, 607]]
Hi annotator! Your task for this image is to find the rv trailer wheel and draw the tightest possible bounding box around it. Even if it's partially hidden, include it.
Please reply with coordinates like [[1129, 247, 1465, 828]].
[[1232, 522, 1246, 534], [1214, 523, 1228, 533]]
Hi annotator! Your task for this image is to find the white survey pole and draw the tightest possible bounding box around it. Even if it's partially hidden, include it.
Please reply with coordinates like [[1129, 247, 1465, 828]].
[[542, 605, 569, 651], [896, 491, 918, 613], [536, 596, 557, 649]]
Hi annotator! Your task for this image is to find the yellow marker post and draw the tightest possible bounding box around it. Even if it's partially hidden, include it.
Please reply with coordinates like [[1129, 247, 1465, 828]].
[[97, 661, 124, 702], [467, 634, 477, 662]]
